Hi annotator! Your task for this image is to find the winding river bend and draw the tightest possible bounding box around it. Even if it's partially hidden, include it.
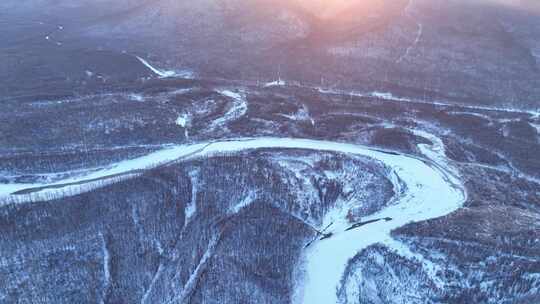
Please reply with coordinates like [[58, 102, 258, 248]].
[[0, 137, 466, 303]]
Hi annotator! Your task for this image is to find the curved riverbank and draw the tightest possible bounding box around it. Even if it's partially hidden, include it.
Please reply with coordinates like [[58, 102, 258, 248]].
[[0, 137, 466, 303]]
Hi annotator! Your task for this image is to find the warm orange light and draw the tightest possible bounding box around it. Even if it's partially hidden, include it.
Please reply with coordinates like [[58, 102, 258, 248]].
[[294, 0, 352, 18], [293, 0, 398, 20]]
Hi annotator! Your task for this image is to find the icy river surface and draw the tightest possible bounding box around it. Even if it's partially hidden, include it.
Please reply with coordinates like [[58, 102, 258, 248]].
[[0, 137, 467, 303]]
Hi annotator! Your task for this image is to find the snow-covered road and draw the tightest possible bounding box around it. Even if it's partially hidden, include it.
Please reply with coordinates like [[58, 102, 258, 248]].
[[0, 137, 466, 303]]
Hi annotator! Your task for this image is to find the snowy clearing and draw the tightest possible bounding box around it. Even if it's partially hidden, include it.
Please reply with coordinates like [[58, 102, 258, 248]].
[[175, 114, 189, 127], [278, 104, 315, 126], [207, 90, 248, 131]]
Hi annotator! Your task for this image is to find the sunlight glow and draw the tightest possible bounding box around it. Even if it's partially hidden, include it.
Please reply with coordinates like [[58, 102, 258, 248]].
[[293, 0, 387, 19]]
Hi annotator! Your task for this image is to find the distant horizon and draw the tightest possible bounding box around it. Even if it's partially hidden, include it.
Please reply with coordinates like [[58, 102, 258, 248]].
[[1, 1, 539, 303]]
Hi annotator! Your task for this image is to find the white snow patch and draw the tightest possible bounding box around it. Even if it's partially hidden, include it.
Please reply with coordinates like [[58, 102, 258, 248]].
[[99, 232, 111, 304], [279, 104, 315, 126], [185, 170, 199, 225], [229, 191, 257, 214], [218, 89, 243, 101], [175, 114, 189, 128], [128, 94, 145, 102], [208, 90, 248, 131], [185, 199, 197, 221], [531, 123, 540, 144], [369, 91, 414, 102], [135, 56, 194, 79], [140, 263, 163, 304], [410, 128, 460, 177], [170, 88, 193, 95], [264, 79, 286, 87], [169, 235, 221, 304], [531, 123, 540, 135], [175, 113, 191, 138]]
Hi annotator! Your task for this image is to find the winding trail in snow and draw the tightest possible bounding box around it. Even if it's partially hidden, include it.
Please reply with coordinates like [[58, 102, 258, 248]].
[[207, 90, 248, 131], [0, 137, 466, 303]]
